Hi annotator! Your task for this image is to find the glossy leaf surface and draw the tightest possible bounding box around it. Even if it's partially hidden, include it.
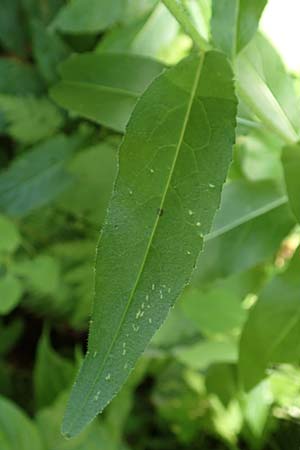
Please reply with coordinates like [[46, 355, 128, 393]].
[[62, 51, 237, 437]]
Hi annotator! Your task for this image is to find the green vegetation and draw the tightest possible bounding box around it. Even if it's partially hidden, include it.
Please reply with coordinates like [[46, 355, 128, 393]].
[[1, 1, 300, 449]]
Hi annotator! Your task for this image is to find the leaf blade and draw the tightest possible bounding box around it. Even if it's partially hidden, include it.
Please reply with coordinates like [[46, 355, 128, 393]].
[[62, 51, 237, 437]]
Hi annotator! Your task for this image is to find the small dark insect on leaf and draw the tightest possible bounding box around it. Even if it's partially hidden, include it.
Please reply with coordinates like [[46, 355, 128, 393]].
[[157, 208, 164, 217]]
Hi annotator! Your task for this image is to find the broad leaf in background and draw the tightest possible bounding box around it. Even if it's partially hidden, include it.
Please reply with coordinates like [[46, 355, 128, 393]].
[[53, 0, 124, 34], [31, 20, 71, 84], [282, 144, 300, 223], [34, 329, 75, 409], [62, 51, 237, 437], [194, 180, 294, 283], [211, 0, 267, 59], [13, 255, 60, 296], [0, 395, 43, 450], [237, 129, 283, 183], [0, 0, 28, 56], [0, 95, 63, 144], [0, 273, 23, 315], [0, 59, 43, 96], [57, 141, 118, 225], [236, 35, 300, 144], [239, 248, 300, 390], [174, 339, 238, 370], [207, 179, 288, 240], [0, 215, 20, 254], [97, 3, 179, 60], [50, 53, 164, 132], [180, 272, 254, 337], [22, 0, 64, 25], [0, 135, 75, 217]]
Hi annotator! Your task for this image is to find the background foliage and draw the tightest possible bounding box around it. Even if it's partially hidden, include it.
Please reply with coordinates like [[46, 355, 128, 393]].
[[1, 0, 300, 449]]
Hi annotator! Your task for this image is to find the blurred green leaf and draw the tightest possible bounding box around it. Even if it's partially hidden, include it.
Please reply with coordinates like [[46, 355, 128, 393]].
[[0, 215, 21, 253], [0, 318, 24, 355], [0, 58, 43, 96], [0, 0, 28, 56], [0, 273, 23, 315], [57, 141, 118, 225], [239, 248, 300, 390], [282, 144, 300, 223], [97, 3, 179, 60], [0, 395, 43, 450], [174, 339, 238, 370], [181, 274, 249, 336], [53, 0, 124, 34], [0, 135, 76, 217], [211, 0, 267, 58], [195, 181, 294, 283], [14, 255, 60, 296], [50, 53, 164, 132], [237, 35, 300, 143], [34, 329, 75, 409], [0, 95, 64, 144], [207, 179, 288, 241], [237, 130, 283, 183], [31, 20, 70, 84]]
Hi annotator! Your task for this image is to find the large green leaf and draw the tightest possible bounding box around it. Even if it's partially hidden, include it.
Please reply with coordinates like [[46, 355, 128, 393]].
[[62, 51, 237, 437], [282, 144, 300, 223], [211, 0, 267, 59], [0, 135, 76, 217], [239, 248, 300, 390], [50, 53, 164, 132], [53, 0, 124, 34], [0, 395, 43, 450]]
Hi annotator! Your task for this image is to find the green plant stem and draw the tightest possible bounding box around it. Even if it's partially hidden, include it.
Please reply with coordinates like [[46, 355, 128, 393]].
[[162, 0, 211, 52]]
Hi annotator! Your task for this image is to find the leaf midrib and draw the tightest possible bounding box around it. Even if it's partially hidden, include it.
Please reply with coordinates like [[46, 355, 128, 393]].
[[67, 53, 205, 431]]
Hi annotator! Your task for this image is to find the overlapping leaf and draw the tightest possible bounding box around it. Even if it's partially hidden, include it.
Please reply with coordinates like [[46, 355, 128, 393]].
[[211, 0, 267, 58], [50, 53, 164, 132]]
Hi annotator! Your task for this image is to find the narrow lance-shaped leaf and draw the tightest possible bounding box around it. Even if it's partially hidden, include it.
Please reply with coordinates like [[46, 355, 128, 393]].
[[282, 144, 300, 223], [62, 51, 237, 437], [211, 0, 268, 59]]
